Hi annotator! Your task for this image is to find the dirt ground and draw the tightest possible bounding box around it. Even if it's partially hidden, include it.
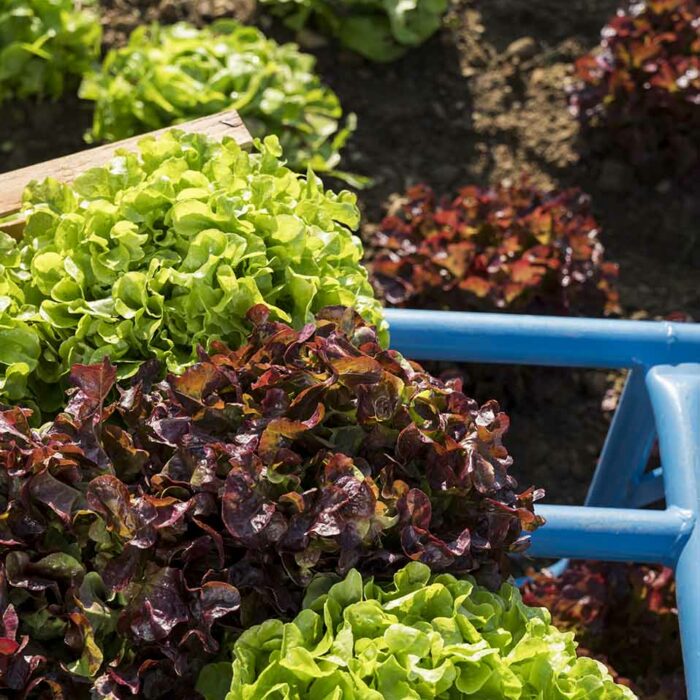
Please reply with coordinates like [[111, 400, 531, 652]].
[[2, 0, 697, 507]]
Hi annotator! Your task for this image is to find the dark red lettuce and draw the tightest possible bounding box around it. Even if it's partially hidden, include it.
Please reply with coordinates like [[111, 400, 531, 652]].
[[0, 306, 542, 698], [0, 362, 241, 699], [570, 0, 700, 180], [365, 182, 619, 316]]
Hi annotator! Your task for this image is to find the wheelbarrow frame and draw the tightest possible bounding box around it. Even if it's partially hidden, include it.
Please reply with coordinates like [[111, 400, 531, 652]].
[[386, 307, 700, 697]]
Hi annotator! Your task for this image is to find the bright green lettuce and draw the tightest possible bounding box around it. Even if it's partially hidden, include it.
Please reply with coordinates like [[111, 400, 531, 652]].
[[0, 0, 101, 102], [198, 562, 637, 699], [79, 20, 354, 176], [260, 0, 448, 62], [0, 130, 385, 411]]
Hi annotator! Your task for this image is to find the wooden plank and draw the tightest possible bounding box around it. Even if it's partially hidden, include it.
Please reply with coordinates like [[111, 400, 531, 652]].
[[0, 216, 26, 239], [0, 110, 252, 229]]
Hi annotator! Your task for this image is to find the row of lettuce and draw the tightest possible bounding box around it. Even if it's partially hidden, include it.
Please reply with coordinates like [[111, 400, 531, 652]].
[[1, 130, 625, 413], [0, 133, 638, 698], [1, 0, 699, 180]]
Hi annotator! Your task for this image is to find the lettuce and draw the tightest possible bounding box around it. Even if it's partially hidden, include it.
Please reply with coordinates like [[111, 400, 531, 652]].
[[79, 20, 354, 175], [0, 0, 101, 102], [0, 309, 535, 697], [0, 130, 385, 410], [570, 0, 700, 181], [259, 0, 448, 62], [366, 182, 620, 317], [198, 562, 637, 699]]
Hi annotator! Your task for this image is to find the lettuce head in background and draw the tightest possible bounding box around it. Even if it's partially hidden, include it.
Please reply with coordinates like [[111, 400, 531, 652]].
[[79, 20, 355, 178], [260, 0, 449, 62]]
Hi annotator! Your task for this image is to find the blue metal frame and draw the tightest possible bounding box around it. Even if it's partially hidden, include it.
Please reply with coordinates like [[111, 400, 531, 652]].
[[385, 308, 700, 698]]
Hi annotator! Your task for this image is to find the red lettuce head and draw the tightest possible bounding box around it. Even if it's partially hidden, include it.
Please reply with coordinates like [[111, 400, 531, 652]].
[[0, 306, 542, 698], [365, 182, 619, 316], [570, 0, 700, 180]]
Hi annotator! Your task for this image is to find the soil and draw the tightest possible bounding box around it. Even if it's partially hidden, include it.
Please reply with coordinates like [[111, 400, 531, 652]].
[[0, 95, 92, 173]]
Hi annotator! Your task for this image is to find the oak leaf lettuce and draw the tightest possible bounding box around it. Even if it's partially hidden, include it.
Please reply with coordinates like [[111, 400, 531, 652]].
[[0, 130, 384, 410]]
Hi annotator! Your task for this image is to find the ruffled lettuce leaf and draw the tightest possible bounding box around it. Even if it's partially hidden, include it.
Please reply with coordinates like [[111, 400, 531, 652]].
[[203, 563, 637, 699]]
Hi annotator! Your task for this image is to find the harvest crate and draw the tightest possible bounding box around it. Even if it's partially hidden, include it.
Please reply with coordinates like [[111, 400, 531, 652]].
[[1, 112, 698, 696]]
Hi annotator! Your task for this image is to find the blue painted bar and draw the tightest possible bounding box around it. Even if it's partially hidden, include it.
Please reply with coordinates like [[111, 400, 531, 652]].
[[527, 504, 692, 565], [631, 467, 665, 508], [585, 368, 657, 508], [385, 308, 700, 368], [648, 365, 700, 699]]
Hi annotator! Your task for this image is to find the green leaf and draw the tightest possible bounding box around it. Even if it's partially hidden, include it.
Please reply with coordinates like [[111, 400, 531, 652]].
[[1, 129, 387, 409], [258, 0, 447, 62], [196, 662, 233, 700], [207, 564, 638, 700], [0, 326, 40, 368], [32, 552, 85, 579], [0, 0, 101, 102]]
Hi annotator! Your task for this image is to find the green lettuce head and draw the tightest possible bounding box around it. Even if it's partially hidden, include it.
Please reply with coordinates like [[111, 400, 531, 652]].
[[259, 0, 448, 62], [0, 130, 385, 411], [198, 562, 638, 699], [79, 20, 354, 176], [0, 0, 101, 102]]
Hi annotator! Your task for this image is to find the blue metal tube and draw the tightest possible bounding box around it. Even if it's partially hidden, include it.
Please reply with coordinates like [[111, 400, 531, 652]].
[[647, 365, 700, 699], [527, 504, 693, 565], [585, 368, 657, 508], [385, 308, 700, 368], [649, 366, 700, 512], [630, 467, 665, 508]]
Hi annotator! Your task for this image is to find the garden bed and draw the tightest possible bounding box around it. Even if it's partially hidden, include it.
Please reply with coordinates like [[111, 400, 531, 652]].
[[0, 0, 693, 696], [2, 0, 697, 507]]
